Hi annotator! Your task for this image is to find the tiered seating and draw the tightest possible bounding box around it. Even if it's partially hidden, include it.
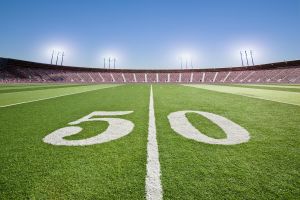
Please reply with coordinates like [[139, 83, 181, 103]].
[[123, 73, 135, 82], [223, 71, 239, 83], [90, 72, 104, 83], [1, 57, 299, 84], [170, 73, 180, 83], [147, 73, 157, 83], [113, 73, 124, 83], [203, 72, 216, 83], [101, 73, 114, 82], [181, 73, 191, 83], [283, 67, 300, 83], [158, 73, 169, 83], [79, 72, 93, 83], [235, 71, 253, 82], [191, 72, 203, 83], [135, 73, 145, 82], [214, 71, 227, 83]]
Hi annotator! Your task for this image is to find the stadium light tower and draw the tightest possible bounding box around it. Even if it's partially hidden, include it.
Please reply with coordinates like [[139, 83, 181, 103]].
[[55, 51, 60, 65], [61, 52, 65, 66], [50, 50, 54, 65], [108, 57, 111, 69], [240, 51, 244, 66], [180, 57, 183, 69], [113, 58, 116, 69], [104, 58, 106, 68], [250, 50, 255, 66], [180, 53, 192, 69], [245, 50, 249, 66], [185, 58, 188, 69]]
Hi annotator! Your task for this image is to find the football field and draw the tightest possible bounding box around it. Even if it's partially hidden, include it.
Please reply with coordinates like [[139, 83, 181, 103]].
[[0, 84, 299, 199]]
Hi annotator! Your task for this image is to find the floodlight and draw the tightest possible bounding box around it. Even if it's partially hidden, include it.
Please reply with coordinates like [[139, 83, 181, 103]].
[[250, 50, 254, 66], [61, 52, 65, 66], [50, 50, 54, 64], [179, 53, 192, 69], [245, 50, 249, 66], [55, 52, 60, 65], [108, 57, 111, 69], [101, 50, 121, 69], [240, 51, 244, 66], [113, 58, 116, 69]]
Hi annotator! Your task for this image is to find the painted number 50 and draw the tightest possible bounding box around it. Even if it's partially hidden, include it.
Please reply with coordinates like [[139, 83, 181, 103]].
[[43, 110, 250, 146]]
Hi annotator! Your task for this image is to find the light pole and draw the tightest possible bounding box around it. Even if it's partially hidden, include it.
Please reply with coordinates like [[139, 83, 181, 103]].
[[55, 52, 60, 65], [108, 57, 111, 69], [250, 50, 254, 66], [185, 59, 188, 69], [61, 52, 64, 66], [245, 50, 249, 66], [50, 50, 54, 64], [180, 57, 183, 69], [240, 51, 244, 66], [113, 58, 116, 69]]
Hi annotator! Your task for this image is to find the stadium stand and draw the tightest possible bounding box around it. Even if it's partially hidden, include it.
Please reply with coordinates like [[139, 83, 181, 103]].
[[0, 57, 300, 84]]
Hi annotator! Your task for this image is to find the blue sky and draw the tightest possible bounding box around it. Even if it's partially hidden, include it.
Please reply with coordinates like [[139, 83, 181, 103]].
[[0, 0, 299, 69]]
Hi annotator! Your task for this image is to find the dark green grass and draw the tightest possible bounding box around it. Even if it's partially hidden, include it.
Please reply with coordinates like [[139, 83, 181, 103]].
[[0, 84, 150, 199], [0, 84, 86, 94], [223, 84, 300, 93], [0, 83, 74, 89], [154, 84, 300, 200]]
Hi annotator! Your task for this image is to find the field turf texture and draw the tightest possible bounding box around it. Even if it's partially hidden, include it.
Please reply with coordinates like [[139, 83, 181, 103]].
[[0, 83, 299, 199]]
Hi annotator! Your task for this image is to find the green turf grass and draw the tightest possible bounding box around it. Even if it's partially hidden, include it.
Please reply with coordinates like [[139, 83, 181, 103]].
[[154, 84, 299, 199], [185, 84, 300, 106], [0, 83, 77, 89], [186, 112, 226, 139], [0, 84, 150, 199], [237, 84, 300, 88], [0, 84, 119, 107], [223, 84, 300, 93], [0, 84, 87, 94], [0, 84, 299, 199]]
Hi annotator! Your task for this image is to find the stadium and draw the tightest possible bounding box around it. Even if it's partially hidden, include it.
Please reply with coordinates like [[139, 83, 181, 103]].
[[0, 1, 299, 200], [1, 58, 300, 84]]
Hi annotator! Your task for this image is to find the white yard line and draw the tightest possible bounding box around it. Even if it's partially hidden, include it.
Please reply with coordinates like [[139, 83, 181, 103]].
[[145, 85, 163, 200], [0, 85, 120, 108]]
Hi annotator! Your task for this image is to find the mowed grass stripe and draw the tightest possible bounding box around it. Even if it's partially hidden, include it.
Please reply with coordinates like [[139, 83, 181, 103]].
[[0, 84, 86, 94], [0, 84, 120, 107], [184, 84, 300, 106], [224, 84, 300, 93], [240, 84, 300, 88], [0, 84, 150, 199], [0, 83, 77, 90], [154, 84, 299, 199]]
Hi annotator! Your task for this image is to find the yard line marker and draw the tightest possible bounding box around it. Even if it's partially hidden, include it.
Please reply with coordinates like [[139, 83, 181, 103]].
[[145, 85, 163, 200], [0, 85, 120, 108]]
